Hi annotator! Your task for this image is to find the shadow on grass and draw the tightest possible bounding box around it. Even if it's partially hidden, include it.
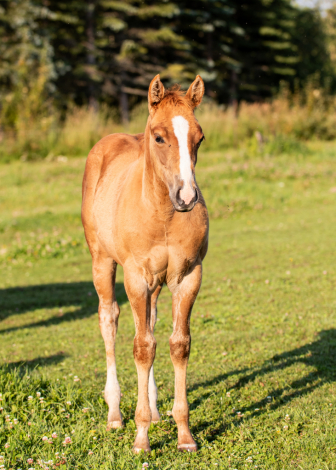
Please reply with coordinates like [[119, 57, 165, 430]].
[[185, 328, 336, 444], [4, 353, 68, 372], [0, 281, 128, 334]]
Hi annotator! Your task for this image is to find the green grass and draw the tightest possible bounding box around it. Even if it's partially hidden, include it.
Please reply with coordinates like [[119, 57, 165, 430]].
[[0, 141, 336, 469]]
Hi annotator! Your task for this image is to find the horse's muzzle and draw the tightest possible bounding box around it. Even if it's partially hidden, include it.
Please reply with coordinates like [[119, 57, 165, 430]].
[[173, 187, 199, 212]]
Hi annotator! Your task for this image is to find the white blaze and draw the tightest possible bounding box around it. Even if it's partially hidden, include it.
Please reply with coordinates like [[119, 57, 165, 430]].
[[172, 115, 194, 204]]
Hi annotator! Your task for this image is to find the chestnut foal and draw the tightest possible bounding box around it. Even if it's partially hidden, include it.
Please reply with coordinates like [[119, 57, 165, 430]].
[[82, 75, 209, 453]]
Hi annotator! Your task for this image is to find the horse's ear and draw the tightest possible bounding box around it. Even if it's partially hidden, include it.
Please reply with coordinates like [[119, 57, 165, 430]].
[[186, 75, 205, 108], [148, 74, 165, 115]]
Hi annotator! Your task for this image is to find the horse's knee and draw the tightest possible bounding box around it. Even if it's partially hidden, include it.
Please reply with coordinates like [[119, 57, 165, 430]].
[[111, 301, 120, 322], [133, 333, 156, 365], [169, 333, 191, 362], [99, 301, 120, 327]]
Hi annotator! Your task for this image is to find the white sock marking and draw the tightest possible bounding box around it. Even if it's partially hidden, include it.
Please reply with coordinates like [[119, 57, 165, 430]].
[[105, 363, 121, 419], [172, 115, 194, 204], [148, 365, 160, 421], [149, 365, 157, 405]]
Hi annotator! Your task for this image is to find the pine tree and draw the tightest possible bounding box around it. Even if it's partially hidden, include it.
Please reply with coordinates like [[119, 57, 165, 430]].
[[230, 0, 298, 102], [35, 1, 90, 109], [0, 0, 55, 129], [97, 0, 183, 121], [1, 0, 329, 119], [173, 0, 237, 101]]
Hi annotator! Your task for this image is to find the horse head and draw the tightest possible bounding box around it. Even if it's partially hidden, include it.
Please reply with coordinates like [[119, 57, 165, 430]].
[[147, 75, 205, 212]]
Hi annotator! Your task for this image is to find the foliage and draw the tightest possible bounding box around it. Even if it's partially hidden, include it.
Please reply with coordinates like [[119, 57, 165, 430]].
[[0, 0, 333, 127], [222, 0, 298, 102], [0, 143, 336, 468], [290, 7, 332, 87], [324, 1, 336, 84], [0, 0, 57, 137], [2, 80, 336, 161]]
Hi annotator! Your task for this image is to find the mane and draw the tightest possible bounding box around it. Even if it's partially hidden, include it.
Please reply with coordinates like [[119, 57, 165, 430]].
[[160, 84, 192, 109]]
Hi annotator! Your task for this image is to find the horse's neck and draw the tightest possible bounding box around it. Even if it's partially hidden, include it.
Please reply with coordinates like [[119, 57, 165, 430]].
[[141, 118, 172, 219]]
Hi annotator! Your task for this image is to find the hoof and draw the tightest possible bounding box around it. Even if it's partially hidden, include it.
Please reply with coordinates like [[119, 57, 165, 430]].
[[133, 446, 151, 454], [151, 411, 161, 424], [106, 420, 123, 430], [178, 443, 198, 452], [133, 425, 150, 453]]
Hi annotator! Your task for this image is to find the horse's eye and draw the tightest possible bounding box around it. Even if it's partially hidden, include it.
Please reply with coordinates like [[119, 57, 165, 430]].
[[197, 136, 205, 147], [155, 135, 164, 144]]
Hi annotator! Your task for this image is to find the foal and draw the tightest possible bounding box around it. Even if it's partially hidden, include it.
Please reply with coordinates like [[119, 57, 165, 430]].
[[82, 75, 209, 453]]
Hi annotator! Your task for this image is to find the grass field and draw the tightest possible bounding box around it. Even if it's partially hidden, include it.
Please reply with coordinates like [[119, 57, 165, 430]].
[[0, 140, 336, 469]]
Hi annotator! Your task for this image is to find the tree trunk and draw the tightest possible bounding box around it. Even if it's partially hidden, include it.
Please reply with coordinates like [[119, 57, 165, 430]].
[[119, 90, 129, 126], [86, 1, 98, 110], [206, 31, 214, 98], [229, 69, 238, 116]]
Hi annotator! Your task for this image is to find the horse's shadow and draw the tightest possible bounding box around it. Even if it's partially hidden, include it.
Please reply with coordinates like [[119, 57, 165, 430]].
[[2, 282, 335, 447], [151, 328, 336, 448], [186, 328, 336, 441], [0, 281, 127, 334]]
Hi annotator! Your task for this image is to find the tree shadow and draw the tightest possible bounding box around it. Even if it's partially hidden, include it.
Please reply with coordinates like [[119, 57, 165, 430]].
[[0, 281, 128, 334], [3, 353, 68, 372], [187, 329, 336, 440]]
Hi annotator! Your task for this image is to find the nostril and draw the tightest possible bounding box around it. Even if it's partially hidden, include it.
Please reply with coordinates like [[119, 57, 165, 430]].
[[176, 188, 183, 204]]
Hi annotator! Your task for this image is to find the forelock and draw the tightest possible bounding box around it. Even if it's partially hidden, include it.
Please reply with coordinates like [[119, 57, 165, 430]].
[[159, 85, 193, 109]]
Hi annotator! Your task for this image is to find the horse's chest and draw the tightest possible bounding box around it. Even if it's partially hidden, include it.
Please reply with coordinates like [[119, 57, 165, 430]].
[[144, 243, 169, 273], [114, 203, 208, 287], [129, 234, 194, 283], [132, 243, 168, 289], [136, 228, 205, 288]]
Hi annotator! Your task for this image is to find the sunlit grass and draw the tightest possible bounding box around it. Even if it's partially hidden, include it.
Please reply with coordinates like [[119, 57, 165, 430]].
[[0, 142, 335, 469]]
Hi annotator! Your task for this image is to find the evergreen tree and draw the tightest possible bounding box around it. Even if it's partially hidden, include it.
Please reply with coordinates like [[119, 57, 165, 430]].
[[97, 0, 183, 121], [230, 0, 298, 103], [0, 0, 55, 129], [1, 0, 333, 119], [173, 0, 237, 101], [321, 3, 336, 89], [35, 1, 91, 109]]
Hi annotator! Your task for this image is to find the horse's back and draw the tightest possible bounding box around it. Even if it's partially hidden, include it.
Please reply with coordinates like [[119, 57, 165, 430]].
[[84, 132, 143, 184], [82, 132, 144, 254]]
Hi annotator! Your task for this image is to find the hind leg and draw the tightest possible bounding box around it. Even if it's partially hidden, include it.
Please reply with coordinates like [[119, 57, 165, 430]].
[[93, 253, 123, 429], [149, 285, 162, 423]]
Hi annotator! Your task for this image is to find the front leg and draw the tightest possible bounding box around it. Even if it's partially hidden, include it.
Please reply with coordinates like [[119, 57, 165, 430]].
[[92, 255, 123, 429], [169, 258, 202, 452], [124, 267, 156, 454], [149, 285, 162, 423]]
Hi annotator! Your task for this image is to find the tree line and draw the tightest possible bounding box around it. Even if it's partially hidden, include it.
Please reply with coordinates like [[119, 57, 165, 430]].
[[0, 0, 335, 125]]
